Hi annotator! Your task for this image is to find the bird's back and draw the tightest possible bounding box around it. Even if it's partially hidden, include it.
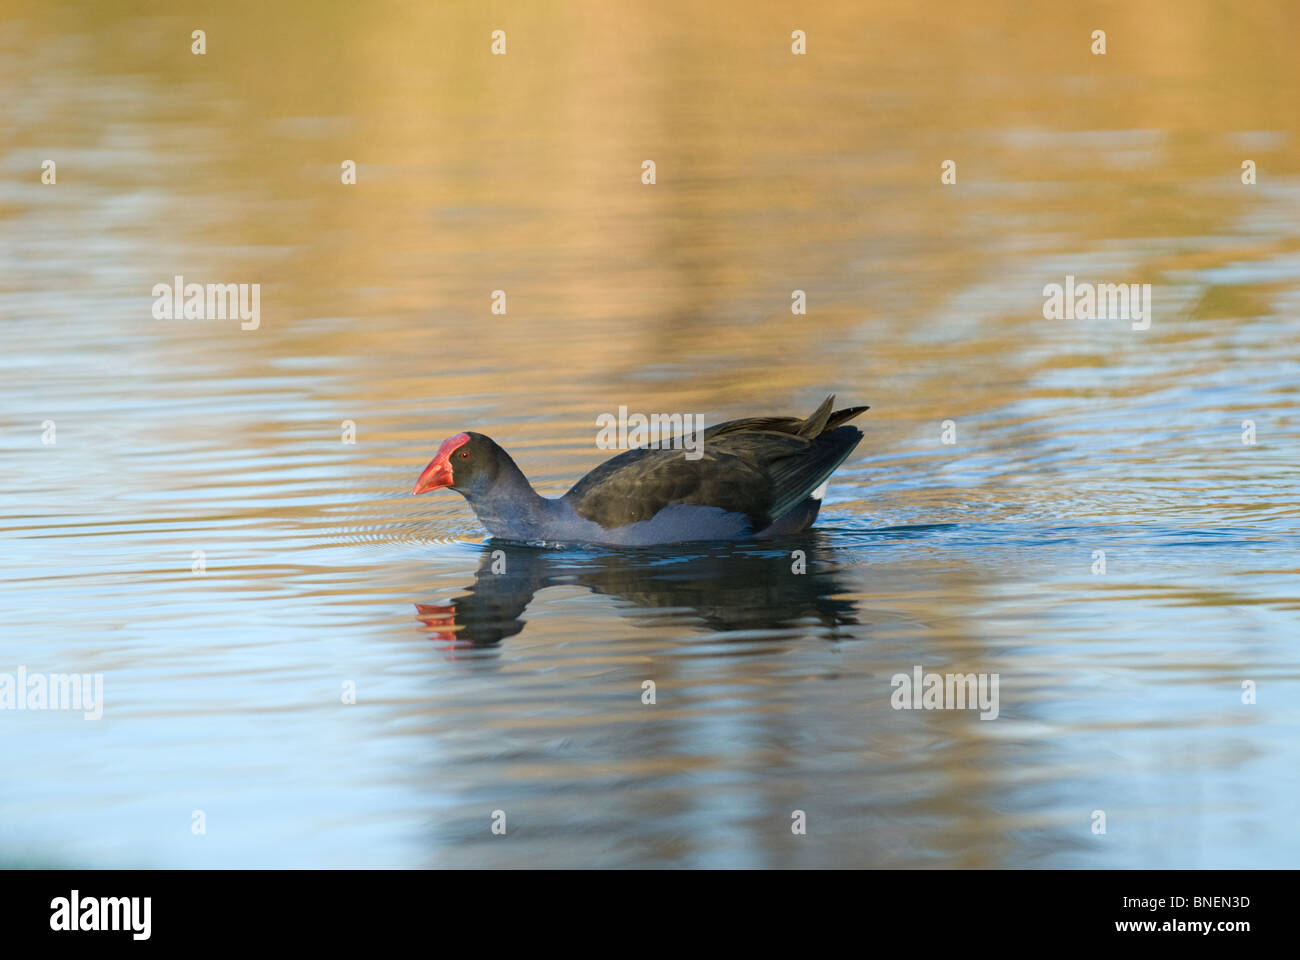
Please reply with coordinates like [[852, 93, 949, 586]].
[[563, 396, 868, 533]]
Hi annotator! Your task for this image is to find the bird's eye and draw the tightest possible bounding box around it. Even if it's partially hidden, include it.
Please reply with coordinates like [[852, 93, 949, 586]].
[[459, 450, 470, 459]]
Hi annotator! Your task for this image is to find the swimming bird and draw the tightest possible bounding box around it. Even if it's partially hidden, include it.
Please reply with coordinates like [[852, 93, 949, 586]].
[[412, 395, 868, 545]]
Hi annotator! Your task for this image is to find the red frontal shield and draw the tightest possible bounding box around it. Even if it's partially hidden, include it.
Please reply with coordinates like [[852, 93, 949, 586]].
[[413, 433, 470, 494]]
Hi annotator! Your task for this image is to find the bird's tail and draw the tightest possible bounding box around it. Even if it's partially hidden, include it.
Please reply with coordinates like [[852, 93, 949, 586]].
[[798, 394, 870, 438]]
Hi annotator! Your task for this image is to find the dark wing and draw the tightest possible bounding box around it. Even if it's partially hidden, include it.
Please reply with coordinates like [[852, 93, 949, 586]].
[[564, 396, 868, 531]]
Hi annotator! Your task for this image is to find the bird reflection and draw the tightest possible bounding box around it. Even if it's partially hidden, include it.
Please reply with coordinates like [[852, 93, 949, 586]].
[[415, 534, 860, 647]]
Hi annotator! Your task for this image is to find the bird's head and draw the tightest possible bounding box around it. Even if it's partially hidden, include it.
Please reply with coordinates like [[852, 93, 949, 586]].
[[412, 431, 506, 497]]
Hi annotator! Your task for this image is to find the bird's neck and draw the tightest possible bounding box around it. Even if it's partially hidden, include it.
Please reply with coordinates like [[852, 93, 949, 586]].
[[462, 453, 552, 540]]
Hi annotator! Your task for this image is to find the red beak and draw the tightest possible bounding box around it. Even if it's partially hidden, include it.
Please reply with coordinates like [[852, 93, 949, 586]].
[[413, 432, 470, 495]]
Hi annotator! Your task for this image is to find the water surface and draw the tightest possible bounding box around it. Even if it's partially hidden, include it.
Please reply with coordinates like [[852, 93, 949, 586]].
[[1, 1, 1297, 868]]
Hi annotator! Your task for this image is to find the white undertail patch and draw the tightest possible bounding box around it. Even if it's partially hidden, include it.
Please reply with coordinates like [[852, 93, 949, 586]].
[[811, 480, 828, 501]]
